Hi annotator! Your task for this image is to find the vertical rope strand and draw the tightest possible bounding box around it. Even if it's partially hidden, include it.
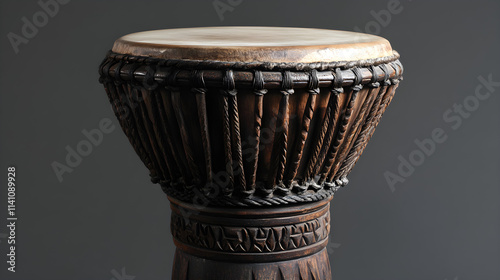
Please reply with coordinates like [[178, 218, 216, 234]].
[[224, 70, 247, 194], [284, 70, 319, 188], [268, 71, 293, 192], [191, 70, 213, 185], [220, 93, 234, 195], [247, 70, 267, 193]]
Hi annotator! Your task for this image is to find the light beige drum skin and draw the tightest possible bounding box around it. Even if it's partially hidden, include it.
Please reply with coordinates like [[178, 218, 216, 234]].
[[112, 26, 394, 63]]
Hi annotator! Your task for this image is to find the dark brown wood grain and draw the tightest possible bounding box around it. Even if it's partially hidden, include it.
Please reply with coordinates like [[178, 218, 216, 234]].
[[99, 52, 403, 204], [172, 248, 332, 280]]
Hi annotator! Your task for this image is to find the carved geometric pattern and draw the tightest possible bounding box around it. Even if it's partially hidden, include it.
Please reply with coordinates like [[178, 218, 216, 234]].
[[171, 211, 330, 253]]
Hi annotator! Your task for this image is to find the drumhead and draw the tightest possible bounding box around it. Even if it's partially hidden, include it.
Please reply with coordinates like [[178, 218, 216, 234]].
[[112, 26, 393, 63]]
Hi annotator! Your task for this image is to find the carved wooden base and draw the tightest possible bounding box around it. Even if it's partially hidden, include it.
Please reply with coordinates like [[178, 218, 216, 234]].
[[172, 248, 331, 280], [168, 196, 332, 280]]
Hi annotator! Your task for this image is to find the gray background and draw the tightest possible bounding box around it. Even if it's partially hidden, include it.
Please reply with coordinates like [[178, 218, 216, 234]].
[[1, 0, 499, 279]]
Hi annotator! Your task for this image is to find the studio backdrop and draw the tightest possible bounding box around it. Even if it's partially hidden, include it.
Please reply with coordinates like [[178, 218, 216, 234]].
[[0, 1, 499, 280]]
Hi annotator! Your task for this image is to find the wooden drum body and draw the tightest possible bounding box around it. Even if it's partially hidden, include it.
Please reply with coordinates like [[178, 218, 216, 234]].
[[98, 27, 403, 279]]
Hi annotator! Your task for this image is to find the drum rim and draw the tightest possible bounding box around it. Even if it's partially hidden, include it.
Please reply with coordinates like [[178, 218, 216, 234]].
[[99, 50, 402, 91], [102, 50, 400, 71]]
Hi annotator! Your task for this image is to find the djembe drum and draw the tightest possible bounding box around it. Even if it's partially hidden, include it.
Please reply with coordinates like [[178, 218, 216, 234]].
[[98, 27, 403, 279]]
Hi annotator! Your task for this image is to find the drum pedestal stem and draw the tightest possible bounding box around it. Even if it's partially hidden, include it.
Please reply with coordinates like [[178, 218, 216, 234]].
[[168, 196, 333, 280]]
